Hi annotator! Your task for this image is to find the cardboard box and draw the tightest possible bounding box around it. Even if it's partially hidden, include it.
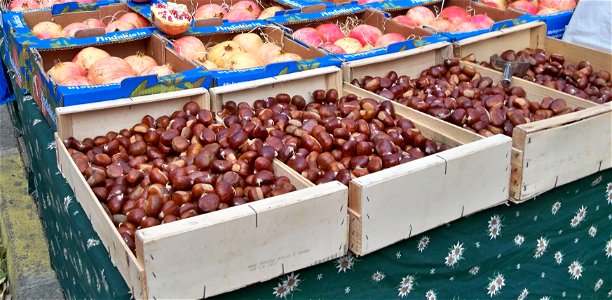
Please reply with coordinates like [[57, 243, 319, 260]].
[[342, 40, 611, 203], [0, 0, 116, 13], [2, 1, 154, 93], [164, 25, 341, 86], [29, 33, 210, 127], [269, 6, 448, 62], [55, 88, 348, 298], [367, 0, 525, 42]]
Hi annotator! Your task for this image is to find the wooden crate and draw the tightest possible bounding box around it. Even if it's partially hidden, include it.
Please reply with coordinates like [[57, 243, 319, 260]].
[[210, 67, 512, 256], [452, 21, 612, 87], [342, 41, 611, 203], [54, 88, 348, 299]]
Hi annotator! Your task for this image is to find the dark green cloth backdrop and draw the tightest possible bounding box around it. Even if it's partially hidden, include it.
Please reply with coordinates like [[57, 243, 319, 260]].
[[6, 71, 612, 299]]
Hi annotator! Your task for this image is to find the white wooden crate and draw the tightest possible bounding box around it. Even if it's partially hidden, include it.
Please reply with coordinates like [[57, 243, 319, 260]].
[[54, 88, 348, 299]]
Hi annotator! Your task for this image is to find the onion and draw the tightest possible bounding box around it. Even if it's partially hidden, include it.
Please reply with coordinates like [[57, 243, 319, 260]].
[[334, 37, 362, 54], [538, 0, 576, 11], [207, 41, 244, 69], [83, 18, 106, 29], [316, 23, 344, 43], [230, 0, 261, 18], [348, 24, 383, 47], [293, 28, 324, 47], [470, 14, 494, 29], [258, 6, 283, 19], [118, 12, 150, 28], [59, 75, 92, 86], [173, 36, 207, 62], [106, 20, 136, 33], [88, 57, 135, 85], [140, 64, 174, 76], [508, 0, 538, 14], [225, 8, 255, 22], [374, 33, 406, 48], [195, 4, 227, 19], [125, 53, 158, 75], [73, 47, 111, 71], [439, 6, 471, 25], [62, 22, 89, 37], [32, 21, 63, 39], [47, 62, 87, 83], [405, 6, 435, 26], [271, 52, 302, 63], [320, 42, 346, 54], [258, 42, 282, 64], [393, 15, 419, 27], [228, 52, 262, 69], [232, 33, 264, 55]]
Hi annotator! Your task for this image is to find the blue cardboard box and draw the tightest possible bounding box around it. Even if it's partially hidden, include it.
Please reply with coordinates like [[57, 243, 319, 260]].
[[164, 24, 341, 86], [515, 9, 573, 38], [28, 33, 211, 127], [269, 6, 449, 62], [2, 1, 154, 93]]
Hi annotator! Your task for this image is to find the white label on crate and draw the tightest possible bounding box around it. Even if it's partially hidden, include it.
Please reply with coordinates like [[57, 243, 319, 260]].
[[94, 31, 148, 43], [11, 15, 25, 28], [321, 6, 361, 17], [213, 23, 256, 31]]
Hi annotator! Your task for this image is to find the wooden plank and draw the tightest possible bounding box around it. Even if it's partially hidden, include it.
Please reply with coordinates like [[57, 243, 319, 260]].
[[347, 208, 362, 255], [56, 89, 209, 140], [453, 22, 546, 60], [342, 42, 452, 82], [350, 135, 512, 255], [518, 102, 611, 134], [518, 110, 612, 200], [272, 159, 314, 190], [54, 134, 146, 299], [210, 67, 342, 112], [137, 181, 347, 299], [545, 37, 612, 71], [510, 148, 525, 202], [464, 62, 596, 109]]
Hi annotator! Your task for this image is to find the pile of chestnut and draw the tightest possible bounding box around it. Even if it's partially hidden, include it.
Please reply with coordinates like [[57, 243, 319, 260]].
[[465, 49, 611, 104], [63, 102, 297, 252], [350, 58, 585, 137], [218, 89, 452, 185]]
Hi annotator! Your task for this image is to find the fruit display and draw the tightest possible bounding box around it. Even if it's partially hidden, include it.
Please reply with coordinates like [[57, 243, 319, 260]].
[[193, 0, 284, 21], [31, 12, 150, 39], [483, 0, 576, 15], [47, 47, 174, 86], [7, 0, 96, 11], [62, 102, 298, 252], [350, 58, 586, 137], [172, 33, 304, 70], [151, 2, 193, 36], [291, 21, 409, 54], [217, 90, 453, 185], [463, 49, 611, 104], [393, 5, 495, 32]]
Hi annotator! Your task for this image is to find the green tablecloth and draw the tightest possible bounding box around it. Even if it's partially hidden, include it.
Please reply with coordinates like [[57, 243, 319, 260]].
[[7, 75, 612, 299]]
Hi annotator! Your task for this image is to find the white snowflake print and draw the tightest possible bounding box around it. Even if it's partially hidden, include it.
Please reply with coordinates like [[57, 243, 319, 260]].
[[272, 282, 290, 298], [596, 205, 600, 211], [46, 141, 56, 150], [418, 236, 430, 252], [589, 226, 597, 237], [469, 266, 480, 275], [282, 273, 300, 292], [371, 271, 385, 282], [540, 297, 550, 300], [570, 206, 587, 228], [86, 239, 100, 249], [445, 242, 465, 267], [515, 211, 520, 217], [575, 238, 580, 243], [516, 264, 521, 270], [562, 291, 566, 297], [533, 215, 538, 221], [568, 260, 584, 280], [594, 260, 598, 265], [594, 279, 603, 291], [534, 237, 549, 259], [606, 239, 612, 258], [397, 285, 411, 298], [517, 288, 529, 300], [488, 215, 503, 239], [541, 272, 546, 278], [475, 241, 481, 248], [591, 175, 602, 186], [344, 286, 350, 294], [558, 229, 564, 235], [555, 251, 563, 265], [63, 195, 73, 211], [316, 274, 323, 280], [607, 182, 612, 193], [426, 289, 437, 300], [399, 275, 415, 289], [396, 251, 401, 259], [551, 201, 561, 215], [33, 118, 41, 126], [430, 268, 435, 274], [336, 254, 354, 273], [486, 273, 506, 297], [514, 235, 525, 246]]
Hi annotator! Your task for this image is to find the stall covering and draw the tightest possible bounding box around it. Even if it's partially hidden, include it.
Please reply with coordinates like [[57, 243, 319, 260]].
[[562, 0, 612, 52]]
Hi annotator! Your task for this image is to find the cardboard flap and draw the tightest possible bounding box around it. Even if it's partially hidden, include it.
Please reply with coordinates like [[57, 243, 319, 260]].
[[74, 27, 106, 38], [194, 17, 224, 27], [51, 2, 81, 15], [301, 3, 326, 13]]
